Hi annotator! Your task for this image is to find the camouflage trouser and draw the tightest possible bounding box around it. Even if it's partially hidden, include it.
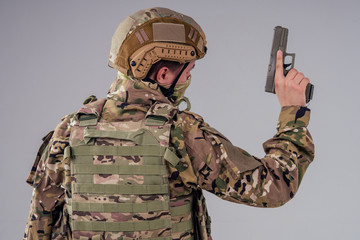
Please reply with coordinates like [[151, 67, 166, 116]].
[[193, 187, 212, 240]]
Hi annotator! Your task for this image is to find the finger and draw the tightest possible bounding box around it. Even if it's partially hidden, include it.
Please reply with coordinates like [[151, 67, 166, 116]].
[[300, 77, 310, 88], [293, 72, 305, 85], [275, 50, 284, 78], [286, 68, 298, 80]]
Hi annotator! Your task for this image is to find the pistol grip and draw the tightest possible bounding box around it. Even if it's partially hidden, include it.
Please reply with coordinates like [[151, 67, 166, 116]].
[[305, 83, 314, 103]]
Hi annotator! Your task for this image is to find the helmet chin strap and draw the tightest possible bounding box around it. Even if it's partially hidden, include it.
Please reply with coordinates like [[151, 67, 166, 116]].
[[142, 62, 190, 102], [159, 62, 189, 98]]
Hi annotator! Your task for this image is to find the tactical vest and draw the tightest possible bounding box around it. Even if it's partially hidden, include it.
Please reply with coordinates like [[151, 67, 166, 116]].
[[65, 100, 197, 240]]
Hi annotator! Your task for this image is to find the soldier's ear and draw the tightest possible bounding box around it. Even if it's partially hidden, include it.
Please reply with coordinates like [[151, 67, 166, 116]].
[[156, 67, 171, 84]]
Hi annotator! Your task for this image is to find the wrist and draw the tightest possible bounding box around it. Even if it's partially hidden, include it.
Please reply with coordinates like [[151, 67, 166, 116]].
[[276, 106, 311, 135]]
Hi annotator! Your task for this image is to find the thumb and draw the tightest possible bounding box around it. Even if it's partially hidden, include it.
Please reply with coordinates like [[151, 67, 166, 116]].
[[275, 50, 284, 78]]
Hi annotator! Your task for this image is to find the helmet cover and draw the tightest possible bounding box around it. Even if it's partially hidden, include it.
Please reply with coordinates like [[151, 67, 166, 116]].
[[108, 7, 207, 79]]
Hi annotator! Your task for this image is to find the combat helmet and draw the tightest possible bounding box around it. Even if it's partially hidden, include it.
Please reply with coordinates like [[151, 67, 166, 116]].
[[108, 7, 207, 80]]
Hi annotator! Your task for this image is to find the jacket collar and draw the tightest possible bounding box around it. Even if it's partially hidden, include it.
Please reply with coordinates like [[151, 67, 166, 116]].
[[102, 73, 173, 121]]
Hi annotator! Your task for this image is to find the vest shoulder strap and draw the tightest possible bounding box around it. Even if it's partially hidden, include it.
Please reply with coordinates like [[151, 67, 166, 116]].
[[145, 102, 178, 126], [75, 98, 107, 126]]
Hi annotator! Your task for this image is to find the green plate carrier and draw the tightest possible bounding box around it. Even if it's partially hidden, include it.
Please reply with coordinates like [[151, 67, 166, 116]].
[[65, 101, 194, 240]]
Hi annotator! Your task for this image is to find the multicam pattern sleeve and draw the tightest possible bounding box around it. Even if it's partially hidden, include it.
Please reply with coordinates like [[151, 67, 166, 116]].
[[24, 115, 72, 240], [178, 106, 314, 207]]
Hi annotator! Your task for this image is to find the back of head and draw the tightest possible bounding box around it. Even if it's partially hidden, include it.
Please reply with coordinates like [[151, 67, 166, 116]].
[[108, 7, 207, 80]]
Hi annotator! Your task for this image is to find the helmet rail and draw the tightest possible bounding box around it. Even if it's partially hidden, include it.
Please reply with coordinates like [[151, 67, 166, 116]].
[[129, 42, 197, 79]]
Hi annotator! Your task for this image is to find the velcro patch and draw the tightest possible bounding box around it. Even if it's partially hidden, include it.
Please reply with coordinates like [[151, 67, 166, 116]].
[[153, 22, 185, 43]]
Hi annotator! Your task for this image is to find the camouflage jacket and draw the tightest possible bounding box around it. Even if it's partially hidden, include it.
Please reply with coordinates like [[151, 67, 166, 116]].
[[24, 74, 314, 240]]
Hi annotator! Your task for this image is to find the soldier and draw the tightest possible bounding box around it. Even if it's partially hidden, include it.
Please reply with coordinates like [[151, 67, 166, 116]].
[[24, 7, 314, 240]]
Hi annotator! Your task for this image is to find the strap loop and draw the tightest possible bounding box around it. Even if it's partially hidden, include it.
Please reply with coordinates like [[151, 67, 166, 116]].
[[164, 148, 180, 167], [174, 96, 191, 111], [145, 116, 168, 126], [63, 146, 72, 160], [78, 114, 98, 126]]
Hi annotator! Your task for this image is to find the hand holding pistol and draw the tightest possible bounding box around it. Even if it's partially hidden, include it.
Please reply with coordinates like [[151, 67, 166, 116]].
[[265, 26, 314, 105]]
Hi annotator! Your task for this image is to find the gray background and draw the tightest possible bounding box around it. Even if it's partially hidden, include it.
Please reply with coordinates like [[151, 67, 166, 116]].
[[1, 0, 359, 239]]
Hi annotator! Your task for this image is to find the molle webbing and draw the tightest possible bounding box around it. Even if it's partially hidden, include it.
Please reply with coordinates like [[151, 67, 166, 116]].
[[72, 219, 170, 232], [68, 198, 192, 216], [71, 163, 168, 175], [69, 200, 170, 213], [69, 143, 171, 233], [71, 145, 166, 157], [68, 102, 195, 239], [72, 183, 169, 195], [75, 235, 194, 240], [75, 236, 194, 240], [71, 218, 193, 233]]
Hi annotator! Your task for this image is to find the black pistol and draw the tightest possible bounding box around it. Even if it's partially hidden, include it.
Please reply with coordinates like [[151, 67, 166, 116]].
[[265, 26, 314, 103]]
